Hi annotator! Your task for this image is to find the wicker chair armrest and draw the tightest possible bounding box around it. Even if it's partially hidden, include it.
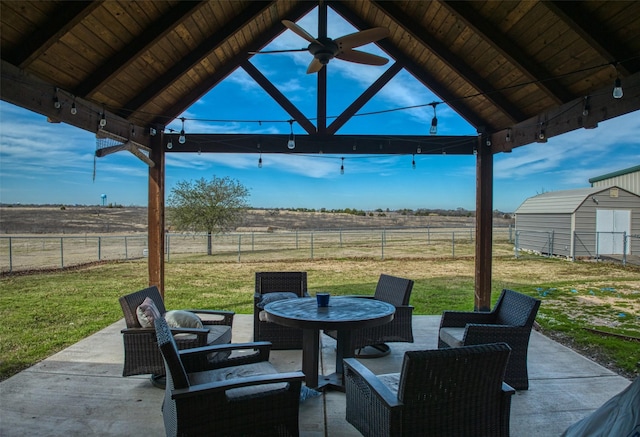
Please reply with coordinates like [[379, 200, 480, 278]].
[[171, 371, 305, 400], [121, 327, 156, 335], [185, 309, 235, 326], [178, 341, 272, 372], [440, 310, 495, 328], [344, 358, 402, 409]]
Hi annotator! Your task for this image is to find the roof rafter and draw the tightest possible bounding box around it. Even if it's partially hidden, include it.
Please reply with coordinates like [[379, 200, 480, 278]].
[[8, 1, 102, 69], [373, 0, 526, 124], [151, 1, 317, 128], [544, 1, 637, 76], [74, 1, 208, 98], [441, 0, 573, 107], [121, 1, 275, 122]]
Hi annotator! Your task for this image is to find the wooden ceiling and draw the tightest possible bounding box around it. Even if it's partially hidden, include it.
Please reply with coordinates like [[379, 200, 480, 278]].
[[1, 0, 639, 156]]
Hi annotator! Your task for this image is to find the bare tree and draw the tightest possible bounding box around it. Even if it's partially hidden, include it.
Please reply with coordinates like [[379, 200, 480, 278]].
[[167, 176, 249, 255]]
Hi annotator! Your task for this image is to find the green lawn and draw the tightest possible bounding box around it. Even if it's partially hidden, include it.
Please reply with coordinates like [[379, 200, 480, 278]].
[[1, 255, 639, 380]]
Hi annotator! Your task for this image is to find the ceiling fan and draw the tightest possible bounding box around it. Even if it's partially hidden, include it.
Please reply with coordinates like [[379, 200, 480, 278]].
[[252, 20, 390, 74]]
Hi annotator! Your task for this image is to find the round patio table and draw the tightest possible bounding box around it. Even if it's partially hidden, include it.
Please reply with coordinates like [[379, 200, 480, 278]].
[[264, 296, 395, 391]]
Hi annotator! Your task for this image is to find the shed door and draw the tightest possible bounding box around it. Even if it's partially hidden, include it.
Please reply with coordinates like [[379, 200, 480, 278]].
[[596, 210, 631, 255]]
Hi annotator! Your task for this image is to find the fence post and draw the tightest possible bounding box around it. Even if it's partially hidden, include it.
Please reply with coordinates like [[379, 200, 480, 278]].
[[125, 236, 129, 260], [251, 232, 254, 252], [381, 229, 385, 260], [514, 231, 520, 258], [595, 231, 600, 261], [296, 230, 299, 250], [572, 231, 576, 262], [452, 232, 455, 258], [427, 226, 431, 245], [340, 229, 343, 248], [8, 237, 13, 273], [550, 230, 554, 257], [238, 234, 242, 262], [623, 232, 627, 266], [60, 237, 64, 268], [310, 232, 314, 260], [166, 233, 170, 262]]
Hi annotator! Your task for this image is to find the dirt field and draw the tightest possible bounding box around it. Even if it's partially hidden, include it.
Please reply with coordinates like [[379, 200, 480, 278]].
[[0, 205, 513, 234]]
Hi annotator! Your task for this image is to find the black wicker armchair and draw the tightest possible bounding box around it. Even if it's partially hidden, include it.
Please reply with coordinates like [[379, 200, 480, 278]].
[[254, 272, 309, 349], [325, 274, 414, 357], [344, 343, 515, 437], [119, 286, 234, 385], [155, 314, 304, 437], [438, 288, 541, 390]]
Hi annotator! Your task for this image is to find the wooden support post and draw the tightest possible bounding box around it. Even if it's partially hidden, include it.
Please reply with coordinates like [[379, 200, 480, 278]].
[[475, 135, 493, 311], [148, 132, 165, 298]]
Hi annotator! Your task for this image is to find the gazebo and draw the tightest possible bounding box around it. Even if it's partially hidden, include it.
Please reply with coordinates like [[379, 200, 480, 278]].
[[1, 1, 639, 310]]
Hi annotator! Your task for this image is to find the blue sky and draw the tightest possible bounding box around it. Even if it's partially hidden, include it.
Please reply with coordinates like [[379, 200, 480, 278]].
[[1, 9, 639, 212]]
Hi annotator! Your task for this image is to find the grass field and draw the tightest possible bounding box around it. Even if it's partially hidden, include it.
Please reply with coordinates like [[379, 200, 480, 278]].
[[1, 252, 639, 381]]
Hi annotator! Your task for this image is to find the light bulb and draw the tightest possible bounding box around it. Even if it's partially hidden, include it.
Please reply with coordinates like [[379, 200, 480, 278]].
[[613, 78, 623, 99], [287, 133, 295, 150], [340, 158, 344, 175], [53, 97, 61, 109], [71, 102, 77, 115], [430, 117, 438, 135], [258, 156, 262, 168], [99, 114, 107, 127], [179, 129, 186, 144], [167, 139, 173, 149], [412, 155, 416, 170]]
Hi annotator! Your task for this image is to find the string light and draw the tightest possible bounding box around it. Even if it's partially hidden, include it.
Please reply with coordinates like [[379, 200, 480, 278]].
[[70, 99, 77, 115], [340, 157, 344, 175], [412, 154, 416, 170], [178, 117, 186, 144], [505, 128, 512, 142], [612, 63, 623, 99], [99, 110, 107, 128], [53, 90, 61, 109], [167, 137, 173, 149], [287, 120, 295, 150], [537, 122, 547, 142], [258, 152, 263, 168], [429, 102, 438, 135]]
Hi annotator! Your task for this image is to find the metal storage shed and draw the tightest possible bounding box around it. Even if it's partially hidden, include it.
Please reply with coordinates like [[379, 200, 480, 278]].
[[515, 186, 640, 259], [589, 165, 640, 196]]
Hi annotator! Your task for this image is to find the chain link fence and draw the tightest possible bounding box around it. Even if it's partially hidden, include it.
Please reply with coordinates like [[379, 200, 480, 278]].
[[1, 226, 514, 273]]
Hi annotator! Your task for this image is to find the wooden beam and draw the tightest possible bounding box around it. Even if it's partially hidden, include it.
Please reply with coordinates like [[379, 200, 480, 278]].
[[326, 62, 403, 135], [148, 133, 165, 296], [317, 2, 328, 134], [152, 1, 316, 127], [441, 0, 572, 106], [373, 1, 526, 123], [475, 135, 493, 312], [74, 1, 208, 97], [121, 1, 275, 119], [490, 70, 640, 153], [163, 134, 477, 155], [0, 60, 150, 147], [5, 1, 102, 69], [241, 61, 316, 135]]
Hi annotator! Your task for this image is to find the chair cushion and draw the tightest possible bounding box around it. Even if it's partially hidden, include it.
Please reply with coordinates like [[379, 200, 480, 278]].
[[188, 361, 288, 400], [439, 327, 466, 347], [165, 310, 204, 329], [136, 296, 160, 327], [256, 292, 298, 309]]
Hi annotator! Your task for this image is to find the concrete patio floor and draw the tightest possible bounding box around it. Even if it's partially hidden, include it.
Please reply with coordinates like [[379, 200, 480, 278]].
[[0, 315, 632, 436]]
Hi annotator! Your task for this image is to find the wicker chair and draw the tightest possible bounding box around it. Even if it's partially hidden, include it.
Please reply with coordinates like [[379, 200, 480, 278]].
[[438, 288, 541, 390], [325, 274, 414, 357], [119, 286, 234, 385], [254, 272, 309, 349], [344, 343, 515, 437], [155, 314, 304, 437]]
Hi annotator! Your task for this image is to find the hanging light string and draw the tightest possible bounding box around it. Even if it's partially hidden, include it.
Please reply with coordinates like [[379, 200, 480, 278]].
[[30, 54, 638, 143]]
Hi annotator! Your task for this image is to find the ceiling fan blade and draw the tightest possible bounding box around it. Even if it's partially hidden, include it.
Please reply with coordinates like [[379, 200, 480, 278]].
[[249, 48, 308, 55], [306, 58, 324, 74], [336, 48, 389, 66], [334, 27, 390, 49], [282, 20, 322, 45]]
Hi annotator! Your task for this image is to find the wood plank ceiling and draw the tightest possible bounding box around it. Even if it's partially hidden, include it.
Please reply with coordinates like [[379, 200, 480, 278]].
[[2, 0, 639, 156]]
